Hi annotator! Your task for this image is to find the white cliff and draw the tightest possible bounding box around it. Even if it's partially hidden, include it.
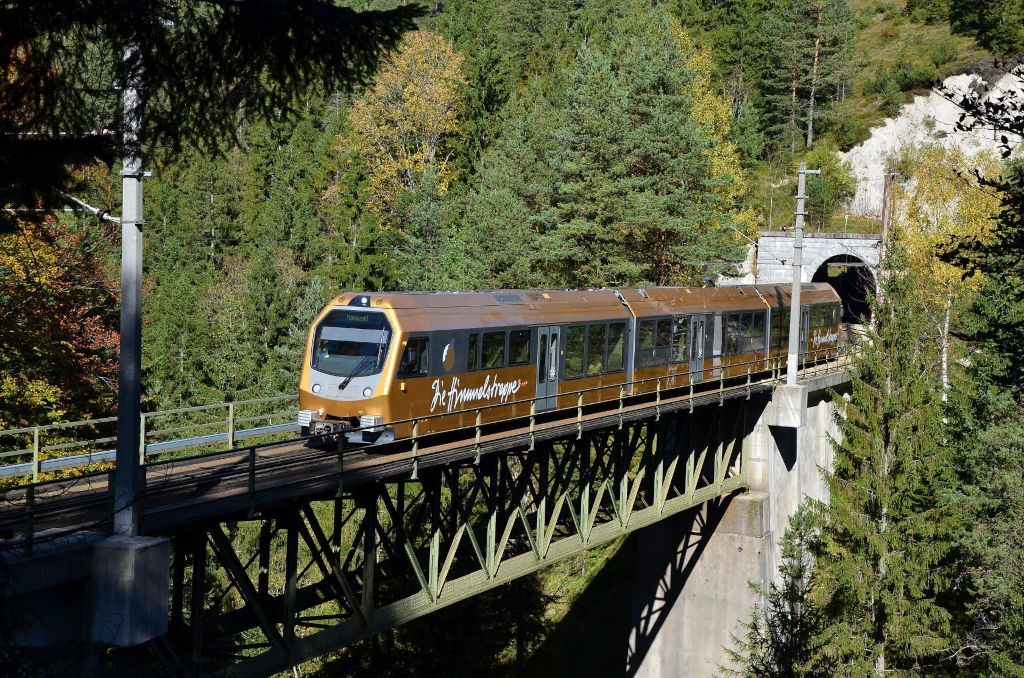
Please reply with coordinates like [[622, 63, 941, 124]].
[[841, 71, 1024, 217]]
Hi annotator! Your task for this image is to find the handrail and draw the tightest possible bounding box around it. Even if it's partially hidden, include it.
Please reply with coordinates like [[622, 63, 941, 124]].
[[0, 347, 853, 482], [0, 349, 855, 555], [0, 394, 300, 480]]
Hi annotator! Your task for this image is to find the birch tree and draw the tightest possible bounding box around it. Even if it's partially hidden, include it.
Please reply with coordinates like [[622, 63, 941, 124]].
[[347, 30, 466, 230], [891, 145, 1003, 403]]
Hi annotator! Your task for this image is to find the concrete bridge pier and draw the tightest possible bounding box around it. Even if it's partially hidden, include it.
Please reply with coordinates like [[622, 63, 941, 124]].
[[1, 532, 170, 675], [628, 378, 842, 676]]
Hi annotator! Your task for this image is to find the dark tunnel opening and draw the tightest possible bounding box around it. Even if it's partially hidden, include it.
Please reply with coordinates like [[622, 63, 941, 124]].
[[812, 254, 875, 323]]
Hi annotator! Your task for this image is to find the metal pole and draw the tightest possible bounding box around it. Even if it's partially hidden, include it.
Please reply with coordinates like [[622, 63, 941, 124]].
[[114, 42, 144, 536], [786, 162, 820, 386], [32, 426, 40, 483]]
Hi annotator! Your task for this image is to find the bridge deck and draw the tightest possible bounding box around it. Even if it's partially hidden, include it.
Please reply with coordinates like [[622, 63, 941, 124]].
[[0, 359, 850, 551]]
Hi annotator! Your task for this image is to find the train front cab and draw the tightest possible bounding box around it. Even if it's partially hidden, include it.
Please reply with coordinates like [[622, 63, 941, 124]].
[[298, 295, 404, 443]]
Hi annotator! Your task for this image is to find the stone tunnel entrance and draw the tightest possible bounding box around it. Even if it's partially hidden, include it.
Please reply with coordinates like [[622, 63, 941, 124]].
[[812, 254, 875, 322]]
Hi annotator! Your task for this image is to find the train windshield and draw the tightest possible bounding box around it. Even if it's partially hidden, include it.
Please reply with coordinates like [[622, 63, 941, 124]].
[[312, 309, 392, 378]]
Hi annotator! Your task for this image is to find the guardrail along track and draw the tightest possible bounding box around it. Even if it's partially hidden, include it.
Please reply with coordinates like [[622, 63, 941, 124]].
[[0, 351, 850, 553]]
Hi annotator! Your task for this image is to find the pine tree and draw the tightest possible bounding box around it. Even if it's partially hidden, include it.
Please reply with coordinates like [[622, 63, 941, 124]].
[[723, 505, 828, 678], [1, 0, 422, 229], [542, 43, 633, 287], [319, 114, 400, 294], [460, 100, 555, 289], [808, 237, 955, 674], [143, 268, 219, 410], [803, 142, 856, 228], [946, 389, 1024, 676], [756, 0, 855, 153], [941, 159, 1024, 674], [267, 276, 331, 395], [393, 166, 475, 291], [950, 0, 1024, 55], [543, 5, 745, 287]]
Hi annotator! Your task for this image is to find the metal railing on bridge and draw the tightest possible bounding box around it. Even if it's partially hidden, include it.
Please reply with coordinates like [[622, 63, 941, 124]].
[[0, 394, 299, 481], [0, 344, 854, 484], [0, 346, 854, 555]]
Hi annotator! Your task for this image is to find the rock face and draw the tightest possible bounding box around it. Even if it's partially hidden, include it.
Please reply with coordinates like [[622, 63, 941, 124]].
[[841, 72, 1024, 217]]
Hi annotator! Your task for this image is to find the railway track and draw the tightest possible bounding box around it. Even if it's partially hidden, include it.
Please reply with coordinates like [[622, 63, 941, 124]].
[[0, 359, 849, 551]]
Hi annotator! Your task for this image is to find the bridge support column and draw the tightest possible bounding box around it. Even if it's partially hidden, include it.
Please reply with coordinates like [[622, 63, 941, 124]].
[[630, 493, 771, 678], [629, 389, 840, 675], [89, 535, 170, 646]]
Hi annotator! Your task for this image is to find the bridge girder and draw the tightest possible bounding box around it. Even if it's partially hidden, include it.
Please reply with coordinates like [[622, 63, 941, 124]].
[[151, 401, 756, 677]]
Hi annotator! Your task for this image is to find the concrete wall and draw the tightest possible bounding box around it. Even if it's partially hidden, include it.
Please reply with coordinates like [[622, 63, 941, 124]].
[[628, 384, 842, 676], [755, 232, 880, 284]]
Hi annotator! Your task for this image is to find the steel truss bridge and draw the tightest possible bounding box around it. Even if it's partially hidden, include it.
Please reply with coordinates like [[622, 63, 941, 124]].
[[0, 353, 849, 677]]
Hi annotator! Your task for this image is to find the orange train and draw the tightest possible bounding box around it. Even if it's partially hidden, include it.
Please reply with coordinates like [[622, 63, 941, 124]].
[[297, 284, 842, 443]]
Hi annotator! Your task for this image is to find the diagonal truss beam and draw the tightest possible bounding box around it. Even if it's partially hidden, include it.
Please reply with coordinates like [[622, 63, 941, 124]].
[[161, 399, 759, 678]]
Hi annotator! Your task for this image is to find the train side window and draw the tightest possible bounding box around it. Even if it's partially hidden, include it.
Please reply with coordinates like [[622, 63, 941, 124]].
[[538, 333, 548, 384], [638, 320, 656, 351], [398, 337, 429, 377], [467, 333, 479, 371], [672, 319, 689, 363], [772, 309, 790, 350], [482, 331, 506, 369], [565, 325, 585, 378], [587, 324, 606, 375], [743, 311, 765, 353], [656, 319, 671, 348], [752, 311, 765, 338], [607, 323, 625, 372], [816, 304, 840, 327], [509, 329, 531, 365], [725, 313, 740, 355]]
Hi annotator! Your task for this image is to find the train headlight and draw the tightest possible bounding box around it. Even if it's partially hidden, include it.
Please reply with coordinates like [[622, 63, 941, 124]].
[[362, 387, 373, 398], [312, 383, 321, 394]]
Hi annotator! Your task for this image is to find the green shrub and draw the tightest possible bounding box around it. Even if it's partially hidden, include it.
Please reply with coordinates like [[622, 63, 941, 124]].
[[818, 104, 862, 150], [905, 0, 951, 24], [881, 77, 905, 116], [804, 142, 857, 227], [930, 36, 958, 66]]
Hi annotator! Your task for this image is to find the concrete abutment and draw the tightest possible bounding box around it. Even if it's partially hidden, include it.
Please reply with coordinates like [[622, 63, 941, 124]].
[[629, 379, 842, 675]]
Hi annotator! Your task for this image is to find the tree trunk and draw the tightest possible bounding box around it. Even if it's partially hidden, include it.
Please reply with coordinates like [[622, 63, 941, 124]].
[[806, 8, 823, 148], [790, 62, 799, 153], [941, 291, 951, 404]]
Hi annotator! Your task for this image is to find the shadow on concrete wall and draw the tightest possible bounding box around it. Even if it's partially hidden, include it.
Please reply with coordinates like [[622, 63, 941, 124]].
[[521, 494, 735, 678], [770, 425, 797, 470], [624, 495, 735, 677]]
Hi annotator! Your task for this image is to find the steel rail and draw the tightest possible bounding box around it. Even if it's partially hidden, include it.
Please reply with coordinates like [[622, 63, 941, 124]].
[[0, 350, 852, 553]]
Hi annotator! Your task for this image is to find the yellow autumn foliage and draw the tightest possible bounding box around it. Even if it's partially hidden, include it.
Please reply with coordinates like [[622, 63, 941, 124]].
[[674, 24, 756, 238], [892, 145, 1002, 308], [347, 30, 466, 228]]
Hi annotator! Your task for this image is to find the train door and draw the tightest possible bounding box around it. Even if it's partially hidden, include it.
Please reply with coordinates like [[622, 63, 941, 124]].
[[689, 315, 706, 382], [536, 326, 560, 411]]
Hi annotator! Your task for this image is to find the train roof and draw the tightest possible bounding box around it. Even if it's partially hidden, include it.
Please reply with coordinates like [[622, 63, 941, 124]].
[[329, 289, 627, 331], [616, 283, 838, 317], [324, 284, 840, 332]]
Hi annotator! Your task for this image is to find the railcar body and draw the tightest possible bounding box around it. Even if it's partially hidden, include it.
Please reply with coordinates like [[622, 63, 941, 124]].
[[297, 284, 842, 443]]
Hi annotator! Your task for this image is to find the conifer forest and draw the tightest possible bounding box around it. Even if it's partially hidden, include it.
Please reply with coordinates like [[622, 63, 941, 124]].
[[4, 0, 1024, 675]]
